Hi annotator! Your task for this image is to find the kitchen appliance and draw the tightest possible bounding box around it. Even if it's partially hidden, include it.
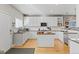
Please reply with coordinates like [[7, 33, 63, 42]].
[[41, 22, 47, 27]]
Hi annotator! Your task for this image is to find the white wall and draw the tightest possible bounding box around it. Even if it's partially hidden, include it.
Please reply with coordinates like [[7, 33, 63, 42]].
[[0, 4, 23, 53], [76, 5, 79, 27], [24, 17, 58, 27], [0, 4, 23, 21]]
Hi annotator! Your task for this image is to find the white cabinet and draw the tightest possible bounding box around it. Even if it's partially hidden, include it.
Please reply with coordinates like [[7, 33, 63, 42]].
[[14, 32, 30, 46], [68, 33, 78, 40], [55, 32, 64, 43], [37, 35, 55, 47], [23, 32, 31, 41], [69, 40, 79, 54], [30, 32, 37, 39], [68, 30, 79, 40], [24, 17, 58, 27], [14, 34, 23, 45]]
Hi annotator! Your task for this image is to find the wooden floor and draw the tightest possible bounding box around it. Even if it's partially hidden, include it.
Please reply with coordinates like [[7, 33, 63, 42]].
[[14, 39, 69, 54]]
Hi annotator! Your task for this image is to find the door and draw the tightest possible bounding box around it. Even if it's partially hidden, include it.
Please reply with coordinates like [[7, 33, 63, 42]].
[[0, 13, 12, 53]]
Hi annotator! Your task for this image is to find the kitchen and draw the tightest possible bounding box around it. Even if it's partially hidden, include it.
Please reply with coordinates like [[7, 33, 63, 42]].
[[0, 4, 79, 54]]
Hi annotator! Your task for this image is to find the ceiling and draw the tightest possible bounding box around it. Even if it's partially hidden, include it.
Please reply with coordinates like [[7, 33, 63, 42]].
[[12, 4, 76, 16]]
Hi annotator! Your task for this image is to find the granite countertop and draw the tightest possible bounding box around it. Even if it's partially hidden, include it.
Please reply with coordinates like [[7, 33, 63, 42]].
[[69, 38, 79, 44], [14, 32, 24, 34], [68, 27, 79, 31], [14, 30, 29, 34]]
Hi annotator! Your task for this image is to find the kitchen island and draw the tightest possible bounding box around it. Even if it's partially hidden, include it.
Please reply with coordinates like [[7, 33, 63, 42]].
[[37, 31, 64, 47]]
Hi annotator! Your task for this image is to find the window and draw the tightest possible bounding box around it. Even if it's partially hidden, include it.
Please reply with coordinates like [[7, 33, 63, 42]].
[[24, 17, 30, 26], [69, 20, 76, 28], [15, 18, 23, 28]]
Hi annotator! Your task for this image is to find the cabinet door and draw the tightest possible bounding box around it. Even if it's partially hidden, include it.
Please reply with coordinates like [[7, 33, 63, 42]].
[[14, 34, 23, 45], [55, 32, 64, 43], [69, 40, 79, 54], [0, 13, 12, 52], [37, 35, 54, 47]]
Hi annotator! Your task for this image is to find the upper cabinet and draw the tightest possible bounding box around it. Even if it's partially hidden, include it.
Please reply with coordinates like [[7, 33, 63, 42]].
[[24, 17, 59, 27]]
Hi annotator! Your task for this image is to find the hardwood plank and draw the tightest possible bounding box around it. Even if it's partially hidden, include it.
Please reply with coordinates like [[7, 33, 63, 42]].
[[13, 39, 69, 54]]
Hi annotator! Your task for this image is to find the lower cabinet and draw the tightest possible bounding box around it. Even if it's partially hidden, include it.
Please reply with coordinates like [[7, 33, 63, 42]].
[[14, 34, 23, 46], [37, 35, 55, 47], [14, 32, 30, 46], [30, 32, 37, 39], [69, 40, 79, 54]]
